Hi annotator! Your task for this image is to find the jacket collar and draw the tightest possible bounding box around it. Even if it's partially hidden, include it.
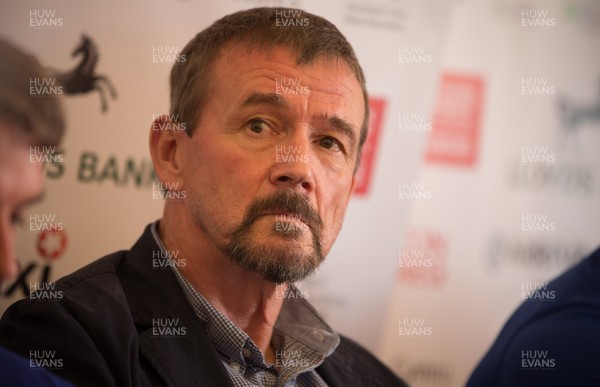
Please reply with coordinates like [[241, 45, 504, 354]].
[[118, 223, 234, 386]]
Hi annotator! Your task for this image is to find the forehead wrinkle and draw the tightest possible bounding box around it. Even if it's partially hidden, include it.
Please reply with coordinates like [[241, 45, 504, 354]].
[[304, 84, 360, 124], [240, 92, 288, 109]]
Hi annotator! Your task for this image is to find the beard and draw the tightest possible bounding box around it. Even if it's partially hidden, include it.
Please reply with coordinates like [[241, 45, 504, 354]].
[[225, 190, 324, 283]]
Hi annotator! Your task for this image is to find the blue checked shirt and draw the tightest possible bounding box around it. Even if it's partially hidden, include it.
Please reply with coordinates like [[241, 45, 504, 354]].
[[151, 222, 339, 386]]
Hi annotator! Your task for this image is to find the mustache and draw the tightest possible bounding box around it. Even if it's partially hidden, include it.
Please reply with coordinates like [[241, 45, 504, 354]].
[[240, 190, 323, 234]]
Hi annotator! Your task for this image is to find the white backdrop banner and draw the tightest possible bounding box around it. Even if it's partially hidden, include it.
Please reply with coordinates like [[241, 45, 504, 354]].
[[378, 0, 600, 386]]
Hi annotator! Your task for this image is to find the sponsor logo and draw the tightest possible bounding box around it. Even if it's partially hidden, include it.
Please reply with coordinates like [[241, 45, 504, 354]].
[[424, 73, 484, 167], [507, 160, 595, 196], [1, 230, 68, 300], [397, 228, 448, 287], [354, 97, 386, 195], [485, 234, 587, 273], [75, 151, 157, 188], [51, 34, 117, 113]]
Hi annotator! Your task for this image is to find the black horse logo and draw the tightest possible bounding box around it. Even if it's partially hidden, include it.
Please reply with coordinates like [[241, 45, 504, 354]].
[[558, 81, 600, 133], [52, 34, 117, 113], [557, 80, 600, 151]]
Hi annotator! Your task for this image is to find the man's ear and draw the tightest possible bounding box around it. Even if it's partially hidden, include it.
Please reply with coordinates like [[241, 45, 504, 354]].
[[149, 115, 186, 190], [349, 174, 357, 195]]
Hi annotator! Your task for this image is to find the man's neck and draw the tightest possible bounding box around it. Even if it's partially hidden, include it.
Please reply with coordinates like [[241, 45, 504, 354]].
[[159, 208, 285, 361]]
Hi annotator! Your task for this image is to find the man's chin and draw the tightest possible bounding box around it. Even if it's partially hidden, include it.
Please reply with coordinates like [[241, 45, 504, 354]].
[[228, 242, 322, 283], [272, 219, 311, 238], [227, 212, 324, 283]]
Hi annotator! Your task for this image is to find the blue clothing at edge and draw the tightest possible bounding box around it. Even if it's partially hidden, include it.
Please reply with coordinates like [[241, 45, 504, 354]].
[[0, 345, 73, 386], [467, 246, 600, 387]]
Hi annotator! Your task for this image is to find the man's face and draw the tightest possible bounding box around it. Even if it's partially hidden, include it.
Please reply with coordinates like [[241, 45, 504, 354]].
[[0, 126, 44, 283], [178, 45, 365, 283]]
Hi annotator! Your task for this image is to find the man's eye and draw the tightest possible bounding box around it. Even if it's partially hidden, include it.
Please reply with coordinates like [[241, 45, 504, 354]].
[[319, 136, 342, 151], [248, 119, 266, 134]]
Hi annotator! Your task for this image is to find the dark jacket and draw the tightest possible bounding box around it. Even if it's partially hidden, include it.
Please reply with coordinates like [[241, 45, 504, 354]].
[[0, 224, 406, 387]]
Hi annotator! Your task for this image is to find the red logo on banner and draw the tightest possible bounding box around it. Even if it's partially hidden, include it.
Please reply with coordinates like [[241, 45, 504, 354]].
[[397, 228, 448, 287], [424, 73, 484, 167], [36, 229, 68, 262], [354, 97, 386, 195]]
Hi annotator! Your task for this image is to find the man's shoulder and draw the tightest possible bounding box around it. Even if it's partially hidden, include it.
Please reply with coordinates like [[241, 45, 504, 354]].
[[499, 250, 600, 383], [21, 249, 133, 316], [507, 247, 600, 329], [318, 335, 407, 387], [501, 247, 600, 350], [1, 249, 133, 338], [54, 249, 128, 291], [467, 247, 600, 386], [481, 302, 600, 386]]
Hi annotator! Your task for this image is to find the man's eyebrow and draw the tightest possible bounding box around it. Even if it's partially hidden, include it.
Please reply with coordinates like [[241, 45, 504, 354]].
[[240, 93, 288, 109], [239, 94, 358, 148], [318, 114, 358, 150]]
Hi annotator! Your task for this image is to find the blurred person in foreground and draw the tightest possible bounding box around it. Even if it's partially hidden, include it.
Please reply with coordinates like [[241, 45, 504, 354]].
[[0, 8, 407, 387], [0, 39, 72, 386], [467, 246, 600, 386]]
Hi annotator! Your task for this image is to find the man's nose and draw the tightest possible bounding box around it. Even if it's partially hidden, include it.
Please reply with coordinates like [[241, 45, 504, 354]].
[[269, 135, 315, 193]]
